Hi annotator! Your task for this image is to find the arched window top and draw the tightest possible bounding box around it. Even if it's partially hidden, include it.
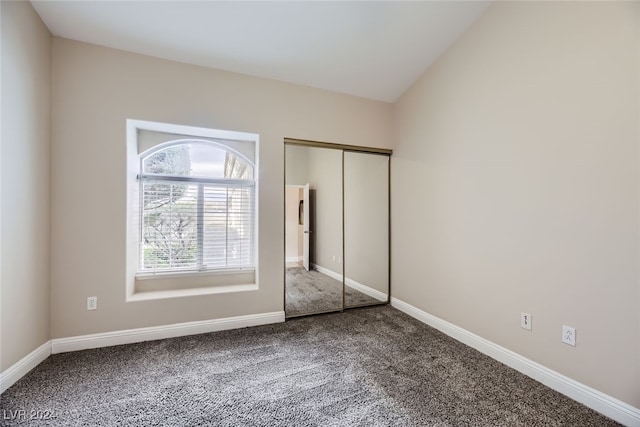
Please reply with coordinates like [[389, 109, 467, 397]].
[[141, 139, 254, 180]]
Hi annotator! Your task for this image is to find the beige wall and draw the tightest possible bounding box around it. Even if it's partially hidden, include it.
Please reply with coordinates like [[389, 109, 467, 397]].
[[392, 1, 640, 407], [50, 38, 392, 338], [0, 1, 52, 371]]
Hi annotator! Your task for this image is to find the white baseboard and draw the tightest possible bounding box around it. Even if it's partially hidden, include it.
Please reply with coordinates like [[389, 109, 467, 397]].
[[312, 264, 387, 302], [345, 278, 387, 302], [391, 297, 640, 427], [286, 256, 303, 263], [311, 263, 339, 279], [52, 311, 285, 354], [0, 341, 51, 394]]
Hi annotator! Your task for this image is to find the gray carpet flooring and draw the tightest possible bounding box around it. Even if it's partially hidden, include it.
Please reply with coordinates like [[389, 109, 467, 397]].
[[0, 306, 619, 426], [285, 267, 379, 317]]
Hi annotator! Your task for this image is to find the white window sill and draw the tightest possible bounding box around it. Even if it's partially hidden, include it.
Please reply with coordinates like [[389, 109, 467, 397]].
[[127, 283, 259, 302], [128, 269, 257, 301]]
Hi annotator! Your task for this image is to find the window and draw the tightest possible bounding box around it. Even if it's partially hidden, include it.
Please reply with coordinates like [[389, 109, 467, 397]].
[[138, 140, 255, 275], [126, 120, 259, 299]]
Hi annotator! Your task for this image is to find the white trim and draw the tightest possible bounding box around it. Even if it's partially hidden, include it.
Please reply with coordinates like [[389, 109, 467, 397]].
[[345, 278, 387, 302], [391, 297, 640, 427], [286, 256, 303, 263], [135, 268, 255, 281], [125, 119, 260, 301], [0, 341, 51, 393], [311, 263, 342, 281], [127, 119, 257, 143], [126, 283, 259, 302], [51, 311, 284, 354], [312, 263, 387, 302]]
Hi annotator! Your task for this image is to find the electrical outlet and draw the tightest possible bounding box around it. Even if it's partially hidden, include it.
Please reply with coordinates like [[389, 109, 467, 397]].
[[520, 313, 532, 330], [87, 296, 98, 311], [562, 325, 576, 346]]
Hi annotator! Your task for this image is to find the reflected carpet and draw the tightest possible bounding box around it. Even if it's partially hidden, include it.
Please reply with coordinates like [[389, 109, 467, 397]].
[[285, 266, 379, 316]]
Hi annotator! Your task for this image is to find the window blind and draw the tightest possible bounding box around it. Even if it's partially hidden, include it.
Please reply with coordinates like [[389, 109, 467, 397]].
[[140, 178, 255, 273]]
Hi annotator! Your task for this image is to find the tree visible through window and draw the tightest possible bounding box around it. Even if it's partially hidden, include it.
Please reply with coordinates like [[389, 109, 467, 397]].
[[139, 141, 255, 274]]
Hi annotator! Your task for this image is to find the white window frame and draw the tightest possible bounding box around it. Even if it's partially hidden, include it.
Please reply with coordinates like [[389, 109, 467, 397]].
[[126, 119, 259, 300]]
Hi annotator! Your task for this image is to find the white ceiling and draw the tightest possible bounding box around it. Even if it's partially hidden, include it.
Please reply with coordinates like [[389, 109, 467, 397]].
[[31, 1, 491, 103]]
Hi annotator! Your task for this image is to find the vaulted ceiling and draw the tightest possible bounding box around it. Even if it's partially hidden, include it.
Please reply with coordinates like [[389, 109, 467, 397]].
[[32, 1, 491, 102]]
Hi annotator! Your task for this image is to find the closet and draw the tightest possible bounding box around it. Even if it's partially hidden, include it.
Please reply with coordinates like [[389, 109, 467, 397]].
[[284, 139, 391, 317]]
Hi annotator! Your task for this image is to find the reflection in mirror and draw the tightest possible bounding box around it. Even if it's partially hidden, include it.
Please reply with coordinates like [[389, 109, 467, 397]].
[[344, 151, 389, 308], [285, 145, 343, 317]]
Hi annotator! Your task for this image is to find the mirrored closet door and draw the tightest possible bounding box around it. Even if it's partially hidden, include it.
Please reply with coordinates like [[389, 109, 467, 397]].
[[284, 139, 391, 318], [344, 151, 389, 308], [285, 145, 343, 317]]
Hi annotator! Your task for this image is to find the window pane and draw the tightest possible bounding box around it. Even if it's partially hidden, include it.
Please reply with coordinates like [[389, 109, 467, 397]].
[[141, 182, 198, 271], [202, 185, 254, 269], [202, 186, 228, 269], [142, 142, 253, 180], [143, 145, 192, 176], [227, 186, 254, 267]]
